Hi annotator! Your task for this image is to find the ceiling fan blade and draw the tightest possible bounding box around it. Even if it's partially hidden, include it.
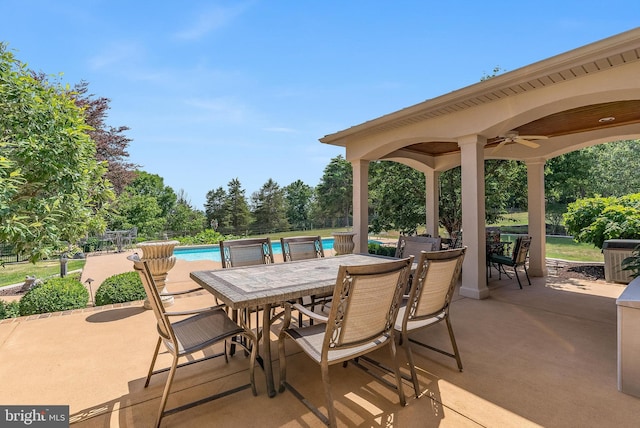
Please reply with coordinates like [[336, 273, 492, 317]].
[[518, 135, 548, 140], [491, 140, 508, 153], [515, 138, 540, 148]]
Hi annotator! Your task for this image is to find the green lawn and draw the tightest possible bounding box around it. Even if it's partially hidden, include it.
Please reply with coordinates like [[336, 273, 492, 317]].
[[488, 212, 529, 227], [500, 234, 602, 262], [0, 259, 85, 288]]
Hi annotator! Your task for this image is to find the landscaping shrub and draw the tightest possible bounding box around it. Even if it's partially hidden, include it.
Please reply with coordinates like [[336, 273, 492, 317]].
[[174, 229, 226, 245], [19, 277, 89, 316], [368, 243, 397, 257], [564, 193, 640, 248], [94, 271, 146, 306], [0, 300, 20, 319]]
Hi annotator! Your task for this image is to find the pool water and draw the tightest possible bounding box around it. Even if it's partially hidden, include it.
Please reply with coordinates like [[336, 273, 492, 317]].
[[174, 238, 336, 262]]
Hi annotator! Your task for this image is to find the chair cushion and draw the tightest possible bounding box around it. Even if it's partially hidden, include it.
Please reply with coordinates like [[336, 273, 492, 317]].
[[284, 323, 390, 364], [490, 254, 514, 266]]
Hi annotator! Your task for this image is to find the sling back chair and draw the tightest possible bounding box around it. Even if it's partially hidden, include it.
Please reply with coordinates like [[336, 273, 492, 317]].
[[395, 235, 442, 258], [396, 248, 466, 397], [129, 254, 257, 428], [488, 235, 532, 289], [219, 237, 275, 354], [280, 236, 329, 326], [278, 257, 413, 428], [220, 237, 275, 268], [281, 235, 324, 262]]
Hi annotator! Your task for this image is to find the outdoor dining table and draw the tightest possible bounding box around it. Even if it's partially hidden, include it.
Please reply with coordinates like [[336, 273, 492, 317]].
[[190, 253, 397, 397]]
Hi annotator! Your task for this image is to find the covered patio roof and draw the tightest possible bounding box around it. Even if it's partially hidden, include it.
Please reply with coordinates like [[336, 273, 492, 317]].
[[320, 27, 640, 299]]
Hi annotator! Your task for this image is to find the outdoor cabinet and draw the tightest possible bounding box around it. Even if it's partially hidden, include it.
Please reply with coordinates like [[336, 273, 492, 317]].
[[617, 276, 640, 398], [603, 239, 640, 284]]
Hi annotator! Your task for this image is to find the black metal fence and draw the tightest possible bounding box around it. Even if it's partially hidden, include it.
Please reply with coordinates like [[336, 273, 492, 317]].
[[0, 243, 29, 264]]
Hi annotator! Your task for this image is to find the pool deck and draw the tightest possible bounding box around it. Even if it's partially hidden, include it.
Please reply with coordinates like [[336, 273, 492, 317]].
[[2, 246, 639, 427]]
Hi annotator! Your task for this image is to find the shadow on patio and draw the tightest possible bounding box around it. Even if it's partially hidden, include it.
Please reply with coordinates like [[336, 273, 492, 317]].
[[1, 253, 638, 427]]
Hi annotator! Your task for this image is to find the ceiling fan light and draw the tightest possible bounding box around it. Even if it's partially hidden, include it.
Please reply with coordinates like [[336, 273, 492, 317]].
[[598, 116, 616, 123]]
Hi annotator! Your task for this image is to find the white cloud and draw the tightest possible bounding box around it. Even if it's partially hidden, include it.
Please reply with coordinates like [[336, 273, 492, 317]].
[[88, 42, 143, 71], [173, 4, 249, 41], [183, 96, 250, 123]]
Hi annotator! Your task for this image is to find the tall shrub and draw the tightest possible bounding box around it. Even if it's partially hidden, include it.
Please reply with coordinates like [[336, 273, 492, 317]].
[[564, 193, 640, 248]]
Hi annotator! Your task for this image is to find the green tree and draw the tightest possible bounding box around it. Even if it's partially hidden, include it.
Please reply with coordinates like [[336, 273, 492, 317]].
[[125, 171, 177, 217], [484, 160, 526, 223], [204, 186, 227, 229], [439, 167, 462, 236], [165, 190, 206, 237], [545, 151, 596, 204], [0, 44, 113, 261], [251, 179, 290, 233], [107, 171, 177, 238], [284, 180, 313, 230], [438, 160, 524, 237], [369, 161, 426, 235], [316, 155, 352, 227], [588, 140, 640, 197], [224, 178, 251, 235], [108, 193, 164, 238]]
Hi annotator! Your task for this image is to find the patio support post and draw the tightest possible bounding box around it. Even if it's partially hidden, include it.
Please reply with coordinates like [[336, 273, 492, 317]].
[[458, 135, 490, 300], [351, 159, 369, 253], [526, 159, 548, 277], [425, 169, 440, 237]]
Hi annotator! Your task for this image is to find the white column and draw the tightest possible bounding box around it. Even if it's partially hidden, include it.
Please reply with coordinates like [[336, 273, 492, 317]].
[[526, 159, 548, 277], [351, 159, 369, 253], [458, 135, 490, 300], [425, 169, 440, 237]]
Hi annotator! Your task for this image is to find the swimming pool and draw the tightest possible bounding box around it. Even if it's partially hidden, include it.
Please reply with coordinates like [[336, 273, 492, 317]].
[[174, 238, 336, 262]]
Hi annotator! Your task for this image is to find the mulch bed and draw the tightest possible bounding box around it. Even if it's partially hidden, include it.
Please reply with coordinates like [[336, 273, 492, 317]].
[[547, 260, 605, 281]]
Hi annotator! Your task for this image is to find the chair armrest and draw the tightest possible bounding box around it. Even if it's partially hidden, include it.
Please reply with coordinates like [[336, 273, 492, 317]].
[[160, 286, 203, 296], [292, 303, 329, 323]]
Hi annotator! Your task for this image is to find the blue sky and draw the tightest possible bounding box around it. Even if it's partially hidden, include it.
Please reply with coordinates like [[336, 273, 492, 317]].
[[2, 1, 639, 209]]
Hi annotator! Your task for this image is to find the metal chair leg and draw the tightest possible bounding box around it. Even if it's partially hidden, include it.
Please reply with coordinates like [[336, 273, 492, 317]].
[[145, 337, 162, 387], [523, 264, 532, 285], [389, 339, 406, 406], [321, 362, 338, 428], [403, 332, 421, 398], [445, 317, 463, 372], [514, 267, 523, 289], [156, 355, 179, 428]]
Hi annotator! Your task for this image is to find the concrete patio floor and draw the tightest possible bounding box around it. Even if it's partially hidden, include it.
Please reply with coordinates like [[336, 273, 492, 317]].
[[1, 250, 639, 427]]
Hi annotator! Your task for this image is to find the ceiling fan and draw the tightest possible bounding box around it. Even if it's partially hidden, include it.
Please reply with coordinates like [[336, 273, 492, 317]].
[[491, 131, 548, 153]]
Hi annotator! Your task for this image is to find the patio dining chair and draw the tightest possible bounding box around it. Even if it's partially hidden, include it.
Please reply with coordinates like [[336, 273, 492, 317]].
[[280, 236, 328, 326], [220, 237, 275, 353], [281, 235, 324, 262], [129, 254, 257, 428], [396, 247, 466, 397], [278, 257, 413, 428], [220, 237, 275, 268], [395, 235, 442, 258], [488, 235, 532, 289]]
